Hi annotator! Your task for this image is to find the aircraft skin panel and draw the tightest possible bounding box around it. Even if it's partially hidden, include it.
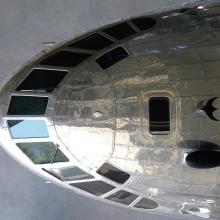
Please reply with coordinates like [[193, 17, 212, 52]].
[[0, 1, 220, 220]]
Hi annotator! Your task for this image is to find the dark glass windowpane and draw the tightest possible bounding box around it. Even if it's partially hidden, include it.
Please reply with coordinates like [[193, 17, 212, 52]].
[[96, 46, 128, 69], [149, 97, 170, 134], [7, 96, 48, 115], [44, 167, 93, 181], [132, 17, 156, 31], [16, 142, 69, 164], [40, 51, 91, 67], [16, 69, 68, 92], [69, 33, 113, 50], [106, 190, 138, 205], [97, 163, 130, 184], [8, 120, 49, 138], [53, 149, 69, 163], [179, 8, 191, 14], [103, 22, 136, 40], [134, 198, 158, 209], [71, 181, 115, 196]]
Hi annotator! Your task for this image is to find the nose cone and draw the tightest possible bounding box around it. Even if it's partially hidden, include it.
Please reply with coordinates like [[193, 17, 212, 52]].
[[1, 3, 220, 219]]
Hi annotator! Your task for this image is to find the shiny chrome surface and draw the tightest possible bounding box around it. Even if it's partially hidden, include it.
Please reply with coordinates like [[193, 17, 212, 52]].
[[1, 2, 220, 219]]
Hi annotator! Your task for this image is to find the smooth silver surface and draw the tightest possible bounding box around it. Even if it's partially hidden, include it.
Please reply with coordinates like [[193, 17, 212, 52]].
[[0, 1, 220, 220]]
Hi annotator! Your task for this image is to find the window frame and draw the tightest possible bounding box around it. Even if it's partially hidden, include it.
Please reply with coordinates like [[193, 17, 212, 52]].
[[140, 89, 176, 141]]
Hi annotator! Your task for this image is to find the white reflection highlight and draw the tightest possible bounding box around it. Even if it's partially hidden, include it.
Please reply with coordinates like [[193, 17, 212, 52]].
[[55, 125, 114, 168]]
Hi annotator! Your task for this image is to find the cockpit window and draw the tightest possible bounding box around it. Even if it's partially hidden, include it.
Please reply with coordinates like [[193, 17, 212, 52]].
[[97, 162, 130, 184], [71, 181, 115, 196], [134, 198, 158, 209], [96, 46, 128, 69], [7, 96, 48, 115], [131, 17, 156, 31], [16, 69, 68, 92], [43, 166, 93, 181], [103, 22, 136, 40], [16, 142, 69, 164], [7, 119, 49, 138], [40, 51, 91, 67], [106, 190, 138, 205], [68, 33, 113, 50]]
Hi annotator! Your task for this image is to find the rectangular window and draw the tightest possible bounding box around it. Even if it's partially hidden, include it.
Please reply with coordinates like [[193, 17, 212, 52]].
[[96, 46, 129, 69], [68, 33, 113, 50], [40, 51, 91, 67], [8, 120, 49, 138], [97, 163, 130, 184], [71, 181, 115, 196], [16, 142, 69, 164], [103, 22, 136, 40], [43, 166, 93, 181], [131, 17, 156, 31], [134, 198, 158, 209], [7, 96, 48, 115], [106, 190, 138, 205], [16, 69, 68, 92], [149, 97, 170, 134]]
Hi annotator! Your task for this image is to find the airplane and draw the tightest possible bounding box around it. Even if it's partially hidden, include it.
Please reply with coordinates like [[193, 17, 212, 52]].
[[0, 1, 220, 219]]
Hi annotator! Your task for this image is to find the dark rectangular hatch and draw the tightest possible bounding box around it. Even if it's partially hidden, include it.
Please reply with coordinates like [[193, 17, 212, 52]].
[[149, 97, 170, 134]]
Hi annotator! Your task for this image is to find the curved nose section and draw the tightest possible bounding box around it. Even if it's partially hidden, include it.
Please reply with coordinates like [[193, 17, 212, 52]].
[[1, 2, 220, 220]]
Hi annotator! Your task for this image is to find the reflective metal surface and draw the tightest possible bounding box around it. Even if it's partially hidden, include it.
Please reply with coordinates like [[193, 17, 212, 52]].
[[1, 2, 220, 219]]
